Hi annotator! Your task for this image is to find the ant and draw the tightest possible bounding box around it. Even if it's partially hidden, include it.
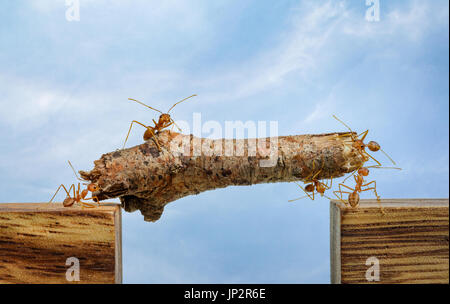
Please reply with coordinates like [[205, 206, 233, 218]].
[[333, 164, 401, 214], [46, 161, 101, 208], [333, 115, 396, 167], [289, 160, 333, 202], [122, 94, 197, 150]]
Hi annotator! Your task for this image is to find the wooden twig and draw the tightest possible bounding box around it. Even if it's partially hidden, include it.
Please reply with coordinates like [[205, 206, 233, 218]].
[[80, 131, 365, 222]]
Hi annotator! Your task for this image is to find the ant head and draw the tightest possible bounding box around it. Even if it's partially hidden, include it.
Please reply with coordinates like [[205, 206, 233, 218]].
[[367, 141, 380, 152], [352, 139, 366, 151], [87, 183, 99, 192], [159, 113, 171, 123], [305, 184, 315, 192], [358, 167, 370, 176]]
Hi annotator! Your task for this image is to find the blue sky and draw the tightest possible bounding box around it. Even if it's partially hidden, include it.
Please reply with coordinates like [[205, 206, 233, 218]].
[[0, 0, 448, 283]]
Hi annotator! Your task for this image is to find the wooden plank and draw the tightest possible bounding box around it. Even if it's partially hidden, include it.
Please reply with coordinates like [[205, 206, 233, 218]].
[[0, 203, 122, 284], [331, 199, 449, 284]]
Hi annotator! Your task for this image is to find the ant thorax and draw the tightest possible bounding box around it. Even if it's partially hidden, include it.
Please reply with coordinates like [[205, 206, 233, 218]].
[[316, 183, 326, 194], [81, 189, 89, 199]]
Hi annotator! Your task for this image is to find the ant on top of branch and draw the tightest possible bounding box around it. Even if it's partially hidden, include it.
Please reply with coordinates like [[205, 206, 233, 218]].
[[333, 115, 396, 167], [122, 94, 197, 151], [46, 161, 100, 208]]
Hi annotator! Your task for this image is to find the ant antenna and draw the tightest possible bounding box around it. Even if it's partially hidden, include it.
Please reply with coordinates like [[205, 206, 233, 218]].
[[365, 165, 402, 170], [68, 160, 84, 182], [128, 98, 163, 114], [288, 195, 309, 202], [380, 149, 396, 165], [343, 170, 358, 183], [167, 94, 197, 113], [333, 115, 354, 134]]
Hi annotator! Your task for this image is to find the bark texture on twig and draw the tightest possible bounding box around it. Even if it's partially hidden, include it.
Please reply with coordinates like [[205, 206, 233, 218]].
[[80, 131, 365, 222]]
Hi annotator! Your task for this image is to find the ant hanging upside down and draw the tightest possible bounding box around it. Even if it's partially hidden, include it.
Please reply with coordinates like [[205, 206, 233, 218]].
[[289, 160, 334, 202], [46, 161, 101, 208], [122, 94, 197, 151]]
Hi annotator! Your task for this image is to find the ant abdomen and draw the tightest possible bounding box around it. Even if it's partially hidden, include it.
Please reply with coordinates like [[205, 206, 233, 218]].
[[348, 192, 360, 208], [63, 197, 75, 207], [143, 128, 154, 141]]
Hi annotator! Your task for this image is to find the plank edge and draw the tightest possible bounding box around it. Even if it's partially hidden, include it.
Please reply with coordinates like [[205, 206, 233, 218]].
[[330, 201, 341, 284]]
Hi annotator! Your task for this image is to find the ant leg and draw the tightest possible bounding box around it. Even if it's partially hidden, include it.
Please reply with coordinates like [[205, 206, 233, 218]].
[[343, 163, 364, 183], [288, 195, 309, 202], [334, 183, 355, 206], [47, 184, 73, 204], [92, 196, 101, 206], [171, 119, 183, 132], [336, 133, 354, 139], [319, 174, 332, 192], [310, 159, 324, 181], [358, 130, 369, 142], [298, 182, 315, 201], [361, 181, 381, 201], [335, 183, 354, 200], [361, 181, 384, 214], [301, 165, 315, 184], [83, 196, 102, 207], [318, 172, 332, 192], [333, 190, 352, 206], [41, 184, 75, 210], [363, 151, 382, 166], [339, 183, 355, 192], [164, 121, 174, 134], [80, 201, 96, 208], [122, 120, 149, 149], [290, 182, 315, 201], [147, 128, 162, 151], [312, 168, 322, 181], [303, 160, 317, 183]]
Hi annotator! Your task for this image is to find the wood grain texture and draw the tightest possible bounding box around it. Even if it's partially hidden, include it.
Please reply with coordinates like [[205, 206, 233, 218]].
[[331, 199, 449, 284], [0, 203, 122, 284]]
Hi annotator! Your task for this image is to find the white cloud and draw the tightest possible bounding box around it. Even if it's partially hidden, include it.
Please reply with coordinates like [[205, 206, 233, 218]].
[[0, 74, 68, 127]]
